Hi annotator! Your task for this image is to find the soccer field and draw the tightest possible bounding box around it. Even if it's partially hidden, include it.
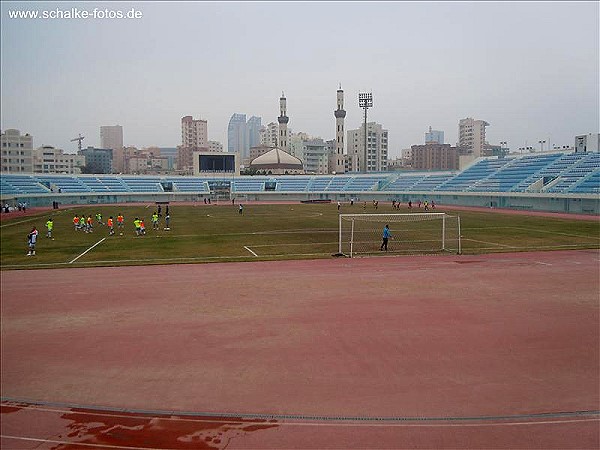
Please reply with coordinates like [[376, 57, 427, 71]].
[[1, 202, 598, 269]]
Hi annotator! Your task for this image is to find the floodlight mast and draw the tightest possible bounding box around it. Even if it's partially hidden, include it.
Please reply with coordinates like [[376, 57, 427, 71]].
[[358, 93, 373, 171]]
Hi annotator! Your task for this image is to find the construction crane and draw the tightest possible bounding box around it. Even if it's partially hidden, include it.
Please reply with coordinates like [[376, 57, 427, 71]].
[[71, 134, 85, 152]]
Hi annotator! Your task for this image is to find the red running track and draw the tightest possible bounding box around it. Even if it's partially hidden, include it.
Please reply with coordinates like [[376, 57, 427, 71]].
[[1, 250, 599, 448]]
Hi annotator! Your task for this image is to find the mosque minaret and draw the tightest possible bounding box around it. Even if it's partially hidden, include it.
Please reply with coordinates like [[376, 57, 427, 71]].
[[334, 84, 347, 173], [278, 92, 289, 154]]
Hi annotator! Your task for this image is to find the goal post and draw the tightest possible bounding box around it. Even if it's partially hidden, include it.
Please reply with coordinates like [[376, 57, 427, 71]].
[[338, 213, 461, 257]]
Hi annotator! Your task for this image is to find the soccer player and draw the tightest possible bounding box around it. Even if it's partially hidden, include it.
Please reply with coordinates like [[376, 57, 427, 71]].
[[107, 216, 115, 236], [151, 212, 159, 230], [27, 227, 38, 256], [380, 224, 392, 252], [134, 217, 141, 236], [73, 215, 80, 230], [239, 204, 243, 215], [117, 213, 124, 234], [164, 213, 170, 230], [46, 218, 54, 239], [96, 212, 104, 225], [139, 218, 146, 235]]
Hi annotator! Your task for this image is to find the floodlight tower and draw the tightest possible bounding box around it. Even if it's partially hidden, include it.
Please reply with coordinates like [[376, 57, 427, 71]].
[[358, 92, 373, 171]]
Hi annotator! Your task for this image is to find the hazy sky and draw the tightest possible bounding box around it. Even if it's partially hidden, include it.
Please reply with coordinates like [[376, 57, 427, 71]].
[[1, 1, 598, 157]]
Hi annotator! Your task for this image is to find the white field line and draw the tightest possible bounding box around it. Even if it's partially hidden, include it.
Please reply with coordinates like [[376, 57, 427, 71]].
[[462, 238, 517, 248], [2, 244, 598, 270], [168, 229, 338, 238], [0, 209, 74, 228], [250, 241, 338, 248], [69, 238, 106, 264], [511, 227, 600, 240], [0, 216, 42, 227], [244, 246, 258, 257]]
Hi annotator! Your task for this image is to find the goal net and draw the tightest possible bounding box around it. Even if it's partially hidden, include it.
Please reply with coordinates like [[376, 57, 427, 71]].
[[338, 213, 461, 257]]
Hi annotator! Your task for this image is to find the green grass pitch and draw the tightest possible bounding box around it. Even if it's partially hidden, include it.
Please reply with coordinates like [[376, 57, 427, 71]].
[[1, 202, 598, 269]]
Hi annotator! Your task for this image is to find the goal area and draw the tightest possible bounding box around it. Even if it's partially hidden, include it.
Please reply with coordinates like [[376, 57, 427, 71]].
[[338, 213, 461, 257]]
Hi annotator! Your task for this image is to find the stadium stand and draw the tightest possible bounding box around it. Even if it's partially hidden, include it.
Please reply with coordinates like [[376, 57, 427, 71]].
[[1, 152, 598, 213], [276, 178, 311, 192], [36, 175, 90, 193], [119, 177, 164, 192], [163, 178, 209, 192], [232, 178, 267, 192]]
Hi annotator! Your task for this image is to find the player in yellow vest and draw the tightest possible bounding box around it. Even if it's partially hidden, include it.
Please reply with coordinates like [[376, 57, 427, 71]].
[[46, 218, 54, 239]]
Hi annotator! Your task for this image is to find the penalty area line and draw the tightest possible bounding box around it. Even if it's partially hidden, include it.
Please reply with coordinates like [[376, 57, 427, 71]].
[[244, 246, 258, 257], [69, 238, 106, 264]]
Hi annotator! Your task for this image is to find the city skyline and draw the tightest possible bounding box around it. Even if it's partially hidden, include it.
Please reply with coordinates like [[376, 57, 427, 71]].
[[1, 1, 598, 156]]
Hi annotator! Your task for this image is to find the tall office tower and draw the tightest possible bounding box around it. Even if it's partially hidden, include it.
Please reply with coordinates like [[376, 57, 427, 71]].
[[246, 116, 262, 153], [181, 115, 208, 148], [458, 118, 488, 157], [100, 125, 123, 151], [278, 92, 289, 153], [0, 129, 34, 173], [228, 113, 247, 155], [334, 86, 346, 173], [425, 126, 444, 144], [347, 122, 388, 172]]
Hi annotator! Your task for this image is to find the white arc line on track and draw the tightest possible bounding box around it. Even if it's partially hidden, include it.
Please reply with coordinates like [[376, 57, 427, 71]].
[[69, 238, 106, 264], [244, 246, 258, 257]]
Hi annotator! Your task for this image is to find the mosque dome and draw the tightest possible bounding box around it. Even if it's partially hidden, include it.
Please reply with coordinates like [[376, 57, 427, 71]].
[[250, 148, 303, 171]]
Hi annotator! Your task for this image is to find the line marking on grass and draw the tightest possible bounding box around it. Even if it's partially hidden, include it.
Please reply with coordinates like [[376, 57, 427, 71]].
[[69, 238, 106, 264], [463, 238, 517, 248], [244, 246, 258, 257]]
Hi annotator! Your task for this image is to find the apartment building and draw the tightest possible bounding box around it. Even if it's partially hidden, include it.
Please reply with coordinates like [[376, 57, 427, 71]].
[[347, 122, 388, 172], [458, 117, 489, 157], [1, 129, 33, 173], [33, 146, 85, 174]]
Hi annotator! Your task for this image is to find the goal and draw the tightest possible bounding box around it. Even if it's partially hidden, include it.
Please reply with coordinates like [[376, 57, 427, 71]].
[[338, 213, 461, 257]]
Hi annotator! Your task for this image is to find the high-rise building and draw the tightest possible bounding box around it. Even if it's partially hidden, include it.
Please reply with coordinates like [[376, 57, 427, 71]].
[[458, 118, 488, 157], [425, 126, 444, 144], [347, 122, 388, 172], [334, 86, 347, 173], [247, 116, 262, 151], [100, 125, 123, 151], [1, 129, 34, 173], [228, 113, 247, 155], [278, 93, 289, 154], [181, 116, 208, 148], [303, 138, 330, 174], [260, 122, 278, 147]]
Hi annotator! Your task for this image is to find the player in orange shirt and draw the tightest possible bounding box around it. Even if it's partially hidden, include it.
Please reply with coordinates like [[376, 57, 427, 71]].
[[107, 216, 115, 235]]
